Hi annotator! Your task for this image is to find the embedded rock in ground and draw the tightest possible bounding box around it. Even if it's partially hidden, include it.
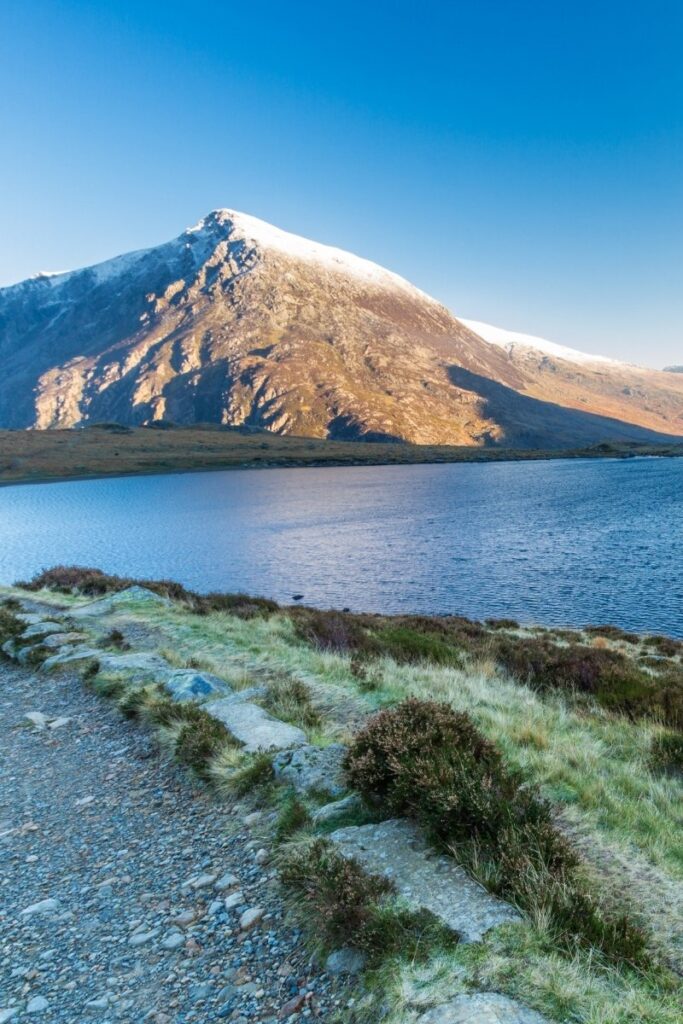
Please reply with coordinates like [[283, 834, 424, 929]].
[[311, 794, 362, 824], [416, 993, 549, 1023], [329, 819, 520, 942], [205, 698, 306, 752], [110, 585, 173, 608], [39, 632, 88, 649], [96, 651, 171, 683], [273, 743, 348, 797], [21, 621, 64, 638], [68, 598, 115, 618], [41, 646, 102, 671], [164, 669, 232, 702], [324, 948, 367, 976]]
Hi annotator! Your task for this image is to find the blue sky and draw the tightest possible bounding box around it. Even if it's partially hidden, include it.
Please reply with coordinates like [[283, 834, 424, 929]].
[[1, 1, 681, 367]]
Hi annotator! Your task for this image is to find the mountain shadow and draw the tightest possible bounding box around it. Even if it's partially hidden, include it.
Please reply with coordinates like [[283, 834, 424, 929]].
[[447, 366, 683, 449]]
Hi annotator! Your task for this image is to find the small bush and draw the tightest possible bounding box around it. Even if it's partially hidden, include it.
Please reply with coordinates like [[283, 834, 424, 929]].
[[1, 597, 22, 611], [0, 606, 25, 648], [197, 592, 279, 619], [649, 732, 683, 774], [374, 625, 463, 667], [261, 677, 322, 731], [275, 793, 311, 841], [485, 617, 520, 629], [643, 635, 681, 658], [292, 608, 378, 656], [174, 712, 233, 780], [280, 839, 449, 961], [492, 635, 683, 728], [345, 699, 648, 964], [584, 624, 640, 645], [211, 749, 274, 796], [101, 628, 130, 650]]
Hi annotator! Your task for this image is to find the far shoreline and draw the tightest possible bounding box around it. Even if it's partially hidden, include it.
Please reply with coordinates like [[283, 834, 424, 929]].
[[0, 426, 681, 488]]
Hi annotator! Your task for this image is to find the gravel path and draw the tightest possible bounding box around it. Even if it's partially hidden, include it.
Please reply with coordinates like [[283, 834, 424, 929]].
[[0, 660, 346, 1023]]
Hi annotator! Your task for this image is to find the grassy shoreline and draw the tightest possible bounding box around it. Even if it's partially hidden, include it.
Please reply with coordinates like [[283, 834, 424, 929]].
[[1, 425, 682, 487], [2, 568, 682, 1023]]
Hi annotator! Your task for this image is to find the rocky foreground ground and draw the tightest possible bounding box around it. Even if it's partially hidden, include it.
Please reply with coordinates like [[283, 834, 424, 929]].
[[0, 658, 350, 1023]]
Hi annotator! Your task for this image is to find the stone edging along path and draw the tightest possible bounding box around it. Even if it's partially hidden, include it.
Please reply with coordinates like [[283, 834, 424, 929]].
[[3, 586, 550, 1024]]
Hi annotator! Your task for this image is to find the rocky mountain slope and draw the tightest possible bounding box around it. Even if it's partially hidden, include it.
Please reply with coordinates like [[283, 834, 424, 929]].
[[1, 209, 681, 446]]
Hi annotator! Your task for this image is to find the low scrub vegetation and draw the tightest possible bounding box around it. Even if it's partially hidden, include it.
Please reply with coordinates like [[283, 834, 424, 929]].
[[16, 566, 279, 619], [0, 606, 25, 648], [345, 699, 648, 964], [280, 838, 452, 962], [649, 731, 683, 775]]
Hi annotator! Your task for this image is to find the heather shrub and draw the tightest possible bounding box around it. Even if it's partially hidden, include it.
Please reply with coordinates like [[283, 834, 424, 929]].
[[492, 636, 683, 727], [0, 606, 24, 647], [292, 608, 379, 656], [280, 839, 450, 960], [345, 699, 647, 963]]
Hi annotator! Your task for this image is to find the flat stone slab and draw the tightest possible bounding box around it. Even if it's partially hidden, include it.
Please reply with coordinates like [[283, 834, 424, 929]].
[[273, 743, 348, 797], [42, 646, 102, 671], [329, 819, 520, 942], [40, 632, 89, 649], [21, 621, 64, 638], [312, 794, 362, 824], [416, 993, 549, 1024], [96, 651, 171, 682], [206, 699, 306, 752], [164, 669, 232, 703]]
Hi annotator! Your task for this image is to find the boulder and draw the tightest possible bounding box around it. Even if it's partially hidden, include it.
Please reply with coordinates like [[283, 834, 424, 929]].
[[205, 698, 306, 752], [329, 819, 520, 942], [164, 669, 232, 703], [273, 743, 348, 797], [416, 993, 549, 1024], [110, 585, 172, 608]]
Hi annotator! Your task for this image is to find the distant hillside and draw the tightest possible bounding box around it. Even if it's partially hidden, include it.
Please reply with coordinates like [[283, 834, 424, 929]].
[[1, 210, 681, 447]]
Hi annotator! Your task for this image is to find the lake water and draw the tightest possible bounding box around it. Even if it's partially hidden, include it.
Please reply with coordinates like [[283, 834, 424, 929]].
[[0, 458, 681, 636]]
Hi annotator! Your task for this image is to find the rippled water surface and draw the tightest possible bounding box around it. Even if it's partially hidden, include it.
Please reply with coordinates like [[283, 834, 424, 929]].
[[0, 458, 680, 635]]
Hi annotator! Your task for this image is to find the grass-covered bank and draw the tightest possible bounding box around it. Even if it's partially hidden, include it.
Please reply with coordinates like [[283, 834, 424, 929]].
[[2, 566, 682, 1023], [0, 425, 681, 486]]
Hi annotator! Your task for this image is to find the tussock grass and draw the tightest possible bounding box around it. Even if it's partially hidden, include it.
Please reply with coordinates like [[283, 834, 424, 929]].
[[209, 746, 274, 797]]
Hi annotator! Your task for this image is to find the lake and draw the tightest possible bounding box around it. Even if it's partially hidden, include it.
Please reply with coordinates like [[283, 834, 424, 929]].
[[0, 457, 680, 636]]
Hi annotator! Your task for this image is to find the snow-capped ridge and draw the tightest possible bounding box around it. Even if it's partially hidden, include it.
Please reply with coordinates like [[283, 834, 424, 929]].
[[460, 318, 624, 367]]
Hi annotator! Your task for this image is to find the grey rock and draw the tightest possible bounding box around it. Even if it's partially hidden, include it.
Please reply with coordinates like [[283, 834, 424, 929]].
[[324, 947, 367, 976], [160, 931, 184, 951], [39, 632, 88, 649], [1, 639, 17, 658], [20, 897, 61, 917], [416, 993, 550, 1024], [129, 928, 158, 946], [206, 699, 306, 752], [224, 891, 244, 910], [330, 819, 520, 942], [239, 907, 264, 931], [24, 711, 49, 730], [26, 996, 49, 1014], [273, 743, 348, 797], [214, 872, 239, 892], [96, 651, 171, 683], [312, 794, 362, 824], [85, 996, 110, 1010], [164, 669, 232, 703], [109, 585, 172, 608], [42, 646, 101, 671], [0, 1009, 19, 1023], [21, 621, 63, 638]]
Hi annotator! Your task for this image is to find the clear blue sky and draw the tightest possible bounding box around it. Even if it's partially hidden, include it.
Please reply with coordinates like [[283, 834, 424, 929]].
[[1, 1, 681, 367]]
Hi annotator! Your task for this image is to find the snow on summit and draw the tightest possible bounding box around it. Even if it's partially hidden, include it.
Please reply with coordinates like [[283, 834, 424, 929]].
[[460, 318, 621, 367]]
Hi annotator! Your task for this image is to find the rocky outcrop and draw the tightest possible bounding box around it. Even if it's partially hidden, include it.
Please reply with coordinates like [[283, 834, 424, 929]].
[[416, 993, 549, 1024], [205, 695, 307, 752]]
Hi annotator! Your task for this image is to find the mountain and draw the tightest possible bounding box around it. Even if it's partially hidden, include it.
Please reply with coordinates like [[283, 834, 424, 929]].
[[0, 209, 681, 447]]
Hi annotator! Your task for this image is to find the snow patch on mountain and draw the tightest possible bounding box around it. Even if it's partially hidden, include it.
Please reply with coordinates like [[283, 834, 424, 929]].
[[461, 318, 621, 367]]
